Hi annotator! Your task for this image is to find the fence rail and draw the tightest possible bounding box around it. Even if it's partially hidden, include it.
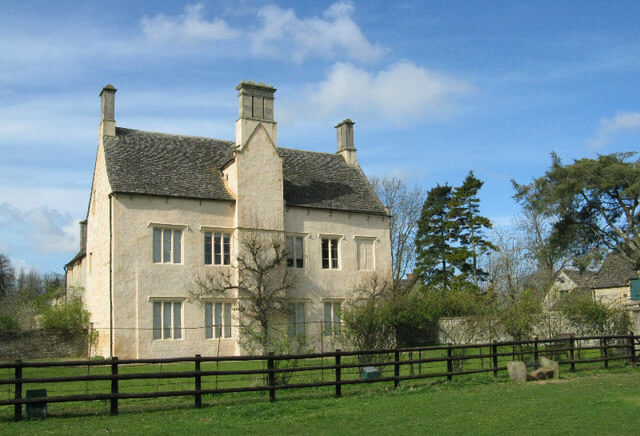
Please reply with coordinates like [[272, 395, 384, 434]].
[[1, 332, 636, 421]]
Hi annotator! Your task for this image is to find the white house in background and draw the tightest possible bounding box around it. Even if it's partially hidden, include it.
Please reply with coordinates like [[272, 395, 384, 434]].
[[65, 81, 392, 358]]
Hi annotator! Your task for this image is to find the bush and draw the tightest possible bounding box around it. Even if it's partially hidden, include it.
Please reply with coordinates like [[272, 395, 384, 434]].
[[559, 292, 631, 336], [39, 299, 91, 337], [0, 314, 18, 332]]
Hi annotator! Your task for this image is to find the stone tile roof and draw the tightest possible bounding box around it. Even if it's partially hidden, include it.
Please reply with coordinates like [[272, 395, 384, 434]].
[[278, 147, 386, 214], [561, 250, 639, 290], [562, 269, 598, 289], [592, 251, 639, 289], [103, 127, 387, 215], [104, 128, 235, 201]]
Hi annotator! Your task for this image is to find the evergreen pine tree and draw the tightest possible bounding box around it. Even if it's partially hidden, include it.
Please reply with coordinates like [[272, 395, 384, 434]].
[[415, 184, 459, 289], [454, 171, 495, 286]]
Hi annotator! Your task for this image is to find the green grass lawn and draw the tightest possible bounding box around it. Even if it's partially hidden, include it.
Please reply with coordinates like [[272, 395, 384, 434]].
[[1, 363, 639, 435]]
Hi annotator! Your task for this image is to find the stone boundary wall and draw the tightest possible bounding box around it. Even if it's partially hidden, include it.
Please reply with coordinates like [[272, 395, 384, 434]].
[[0, 331, 89, 361]]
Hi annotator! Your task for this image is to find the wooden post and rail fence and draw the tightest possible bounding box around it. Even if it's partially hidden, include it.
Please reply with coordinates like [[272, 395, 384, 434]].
[[1, 332, 636, 421]]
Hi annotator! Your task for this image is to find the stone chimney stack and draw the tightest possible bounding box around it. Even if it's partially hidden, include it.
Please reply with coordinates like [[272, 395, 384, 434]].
[[79, 220, 87, 252], [99, 84, 117, 137], [335, 119, 357, 165], [235, 81, 277, 148]]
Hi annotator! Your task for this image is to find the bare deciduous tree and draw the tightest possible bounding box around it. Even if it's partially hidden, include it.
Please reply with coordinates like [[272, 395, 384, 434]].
[[188, 233, 293, 354], [370, 176, 425, 286]]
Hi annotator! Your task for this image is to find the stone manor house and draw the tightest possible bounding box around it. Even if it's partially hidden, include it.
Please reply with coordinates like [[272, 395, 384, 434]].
[[65, 82, 392, 358]]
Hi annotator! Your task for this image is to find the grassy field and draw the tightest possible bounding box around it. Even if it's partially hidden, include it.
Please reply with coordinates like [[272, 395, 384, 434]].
[[0, 365, 639, 435], [0, 343, 617, 413]]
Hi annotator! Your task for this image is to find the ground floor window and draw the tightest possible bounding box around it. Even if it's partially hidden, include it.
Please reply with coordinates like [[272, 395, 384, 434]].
[[153, 301, 182, 340], [288, 302, 306, 337], [323, 301, 341, 336], [205, 302, 232, 339]]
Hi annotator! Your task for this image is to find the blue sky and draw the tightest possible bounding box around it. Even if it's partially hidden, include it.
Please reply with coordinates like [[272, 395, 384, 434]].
[[1, 0, 639, 273]]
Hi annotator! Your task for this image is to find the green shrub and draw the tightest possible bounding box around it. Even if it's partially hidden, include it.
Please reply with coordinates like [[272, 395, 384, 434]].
[[39, 299, 90, 337], [0, 314, 19, 332]]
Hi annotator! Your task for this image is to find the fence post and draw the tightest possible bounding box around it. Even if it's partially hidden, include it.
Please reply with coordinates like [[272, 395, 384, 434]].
[[603, 338, 609, 369], [491, 343, 498, 378], [419, 350, 422, 375], [14, 359, 22, 421], [394, 350, 400, 388], [409, 350, 414, 376], [195, 354, 202, 408], [111, 357, 119, 415], [533, 337, 539, 363], [629, 332, 636, 364], [335, 349, 341, 397], [447, 344, 453, 381], [267, 352, 276, 402], [569, 335, 576, 372]]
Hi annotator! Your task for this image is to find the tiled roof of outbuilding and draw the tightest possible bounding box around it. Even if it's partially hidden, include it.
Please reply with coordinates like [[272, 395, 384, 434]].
[[102, 127, 387, 215], [560, 250, 639, 291], [592, 251, 639, 289], [562, 269, 598, 289]]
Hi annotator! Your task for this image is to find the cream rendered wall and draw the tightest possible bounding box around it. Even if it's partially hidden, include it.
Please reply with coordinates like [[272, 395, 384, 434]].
[[111, 194, 237, 358], [84, 142, 113, 357], [283, 206, 392, 351], [234, 124, 284, 231], [65, 259, 86, 291]]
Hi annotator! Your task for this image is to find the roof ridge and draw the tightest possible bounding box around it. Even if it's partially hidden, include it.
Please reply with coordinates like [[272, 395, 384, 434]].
[[116, 127, 340, 156], [116, 126, 234, 144], [277, 146, 340, 157]]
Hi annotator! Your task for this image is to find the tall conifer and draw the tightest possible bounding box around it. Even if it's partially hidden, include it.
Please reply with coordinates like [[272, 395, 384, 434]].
[[415, 184, 459, 289], [454, 171, 495, 286]]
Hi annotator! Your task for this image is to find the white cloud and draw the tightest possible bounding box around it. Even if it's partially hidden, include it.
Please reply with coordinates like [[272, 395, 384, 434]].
[[141, 4, 239, 42], [0, 202, 78, 255], [252, 2, 385, 63], [285, 62, 473, 124], [589, 111, 640, 148]]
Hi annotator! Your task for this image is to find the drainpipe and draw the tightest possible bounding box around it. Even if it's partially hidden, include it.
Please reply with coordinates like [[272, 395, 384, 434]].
[[109, 193, 114, 358]]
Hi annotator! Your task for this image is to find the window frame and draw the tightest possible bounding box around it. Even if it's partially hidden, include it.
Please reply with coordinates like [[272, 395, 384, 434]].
[[285, 235, 305, 269], [354, 236, 376, 271], [150, 224, 186, 264], [323, 300, 342, 336], [204, 301, 233, 339], [151, 299, 184, 341], [320, 236, 341, 270], [204, 231, 231, 266], [287, 302, 306, 337]]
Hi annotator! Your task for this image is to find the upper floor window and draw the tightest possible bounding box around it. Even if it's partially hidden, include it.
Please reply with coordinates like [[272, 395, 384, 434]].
[[286, 236, 304, 268], [204, 302, 232, 339], [152, 301, 182, 340], [355, 237, 375, 271], [204, 232, 231, 265], [287, 302, 306, 337], [321, 238, 339, 269], [153, 228, 182, 263]]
